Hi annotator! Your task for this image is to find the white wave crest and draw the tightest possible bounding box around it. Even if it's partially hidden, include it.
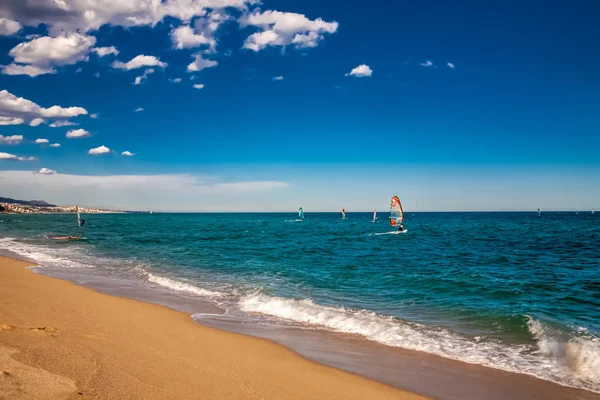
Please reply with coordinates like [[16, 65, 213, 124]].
[[145, 272, 224, 299], [527, 317, 600, 386], [0, 237, 94, 269], [240, 293, 600, 393]]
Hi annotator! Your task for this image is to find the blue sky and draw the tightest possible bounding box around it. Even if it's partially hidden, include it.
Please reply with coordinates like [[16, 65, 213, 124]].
[[0, 0, 599, 211]]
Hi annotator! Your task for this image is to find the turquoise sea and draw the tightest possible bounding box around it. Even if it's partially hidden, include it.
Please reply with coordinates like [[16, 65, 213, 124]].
[[0, 212, 598, 393]]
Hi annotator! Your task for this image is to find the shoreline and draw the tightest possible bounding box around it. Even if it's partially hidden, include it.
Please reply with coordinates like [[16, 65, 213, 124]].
[[0, 255, 424, 400], [1, 253, 598, 400]]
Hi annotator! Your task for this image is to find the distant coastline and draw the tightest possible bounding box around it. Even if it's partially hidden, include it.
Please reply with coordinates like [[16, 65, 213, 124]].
[[0, 196, 130, 214]]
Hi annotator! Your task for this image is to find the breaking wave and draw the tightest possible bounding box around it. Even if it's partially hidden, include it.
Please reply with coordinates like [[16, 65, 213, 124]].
[[240, 292, 600, 393]]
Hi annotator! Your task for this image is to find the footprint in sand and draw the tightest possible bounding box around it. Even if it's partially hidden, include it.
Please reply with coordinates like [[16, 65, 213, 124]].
[[0, 344, 77, 400], [0, 324, 58, 334]]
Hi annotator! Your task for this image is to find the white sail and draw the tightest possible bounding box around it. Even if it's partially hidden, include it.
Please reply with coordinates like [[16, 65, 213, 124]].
[[298, 207, 304, 220], [373, 209, 377, 222], [76, 205, 81, 226]]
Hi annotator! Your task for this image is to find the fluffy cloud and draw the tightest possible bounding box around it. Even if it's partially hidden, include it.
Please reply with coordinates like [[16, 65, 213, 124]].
[[345, 64, 372, 77], [1, 64, 56, 77], [0, 0, 251, 35], [2, 33, 96, 77], [135, 107, 144, 112], [35, 138, 49, 144], [0, 90, 87, 126], [50, 120, 78, 128], [36, 168, 56, 175], [122, 151, 135, 156], [66, 129, 91, 138], [93, 46, 119, 57], [171, 25, 215, 50], [90, 114, 98, 119], [242, 10, 338, 51], [0, 134, 23, 144], [193, 84, 205, 89], [187, 54, 217, 72], [421, 60, 433, 67], [112, 55, 167, 70], [0, 116, 24, 125], [88, 145, 111, 155], [133, 68, 155, 85], [0, 152, 36, 161], [50, 143, 61, 147], [273, 76, 284, 81], [447, 62, 455, 69], [29, 118, 45, 126], [169, 78, 182, 83], [0, 18, 22, 36]]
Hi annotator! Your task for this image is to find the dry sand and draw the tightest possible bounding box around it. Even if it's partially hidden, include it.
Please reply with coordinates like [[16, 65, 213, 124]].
[[0, 255, 425, 400]]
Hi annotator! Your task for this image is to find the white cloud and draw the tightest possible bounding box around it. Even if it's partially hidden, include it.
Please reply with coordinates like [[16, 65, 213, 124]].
[[193, 84, 205, 89], [35, 138, 49, 144], [345, 64, 372, 77], [0, 134, 23, 144], [49, 120, 78, 128], [0, 116, 25, 125], [133, 68, 155, 85], [75, 67, 83, 73], [2, 33, 96, 77], [0, 18, 22, 36], [0, 152, 36, 161], [187, 53, 218, 72], [1, 63, 56, 77], [291, 31, 322, 48], [29, 118, 45, 126], [0, 0, 251, 35], [88, 145, 111, 155], [243, 30, 285, 52], [66, 129, 91, 138], [36, 168, 56, 175], [90, 114, 98, 119], [241, 10, 338, 51], [122, 151, 135, 156], [94, 72, 100, 78], [272, 76, 284, 81], [93, 46, 119, 57], [169, 78, 182, 83], [421, 60, 433, 67], [135, 107, 144, 112], [112, 55, 167, 70], [0, 170, 290, 211], [171, 25, 215, 50], [50, 143, 61, 147], [447, 62, 455, 69], [0, 90, 87, 126]]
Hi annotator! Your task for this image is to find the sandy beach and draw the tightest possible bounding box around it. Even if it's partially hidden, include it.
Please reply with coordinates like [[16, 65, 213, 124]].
[[0, 255, 424, 400]]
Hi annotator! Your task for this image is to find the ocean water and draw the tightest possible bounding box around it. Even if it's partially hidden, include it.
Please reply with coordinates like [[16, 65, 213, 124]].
[[0, 212, 599, 393]]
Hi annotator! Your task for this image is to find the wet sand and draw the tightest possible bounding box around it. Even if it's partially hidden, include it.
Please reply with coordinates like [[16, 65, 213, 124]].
[[0, 255, 424, 400]]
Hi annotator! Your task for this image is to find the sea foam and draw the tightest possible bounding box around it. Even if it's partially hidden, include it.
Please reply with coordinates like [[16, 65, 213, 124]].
[[144, 271, 224, 298], [240, 292, 600, 393]]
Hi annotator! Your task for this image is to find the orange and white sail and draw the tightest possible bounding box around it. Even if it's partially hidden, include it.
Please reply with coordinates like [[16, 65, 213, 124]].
[[341, 208, 346, 219], [389, 196, 404, 227]]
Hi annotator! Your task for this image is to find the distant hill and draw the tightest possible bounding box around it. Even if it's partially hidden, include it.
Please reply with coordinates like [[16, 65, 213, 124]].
[[0, 197, 56, 207]]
